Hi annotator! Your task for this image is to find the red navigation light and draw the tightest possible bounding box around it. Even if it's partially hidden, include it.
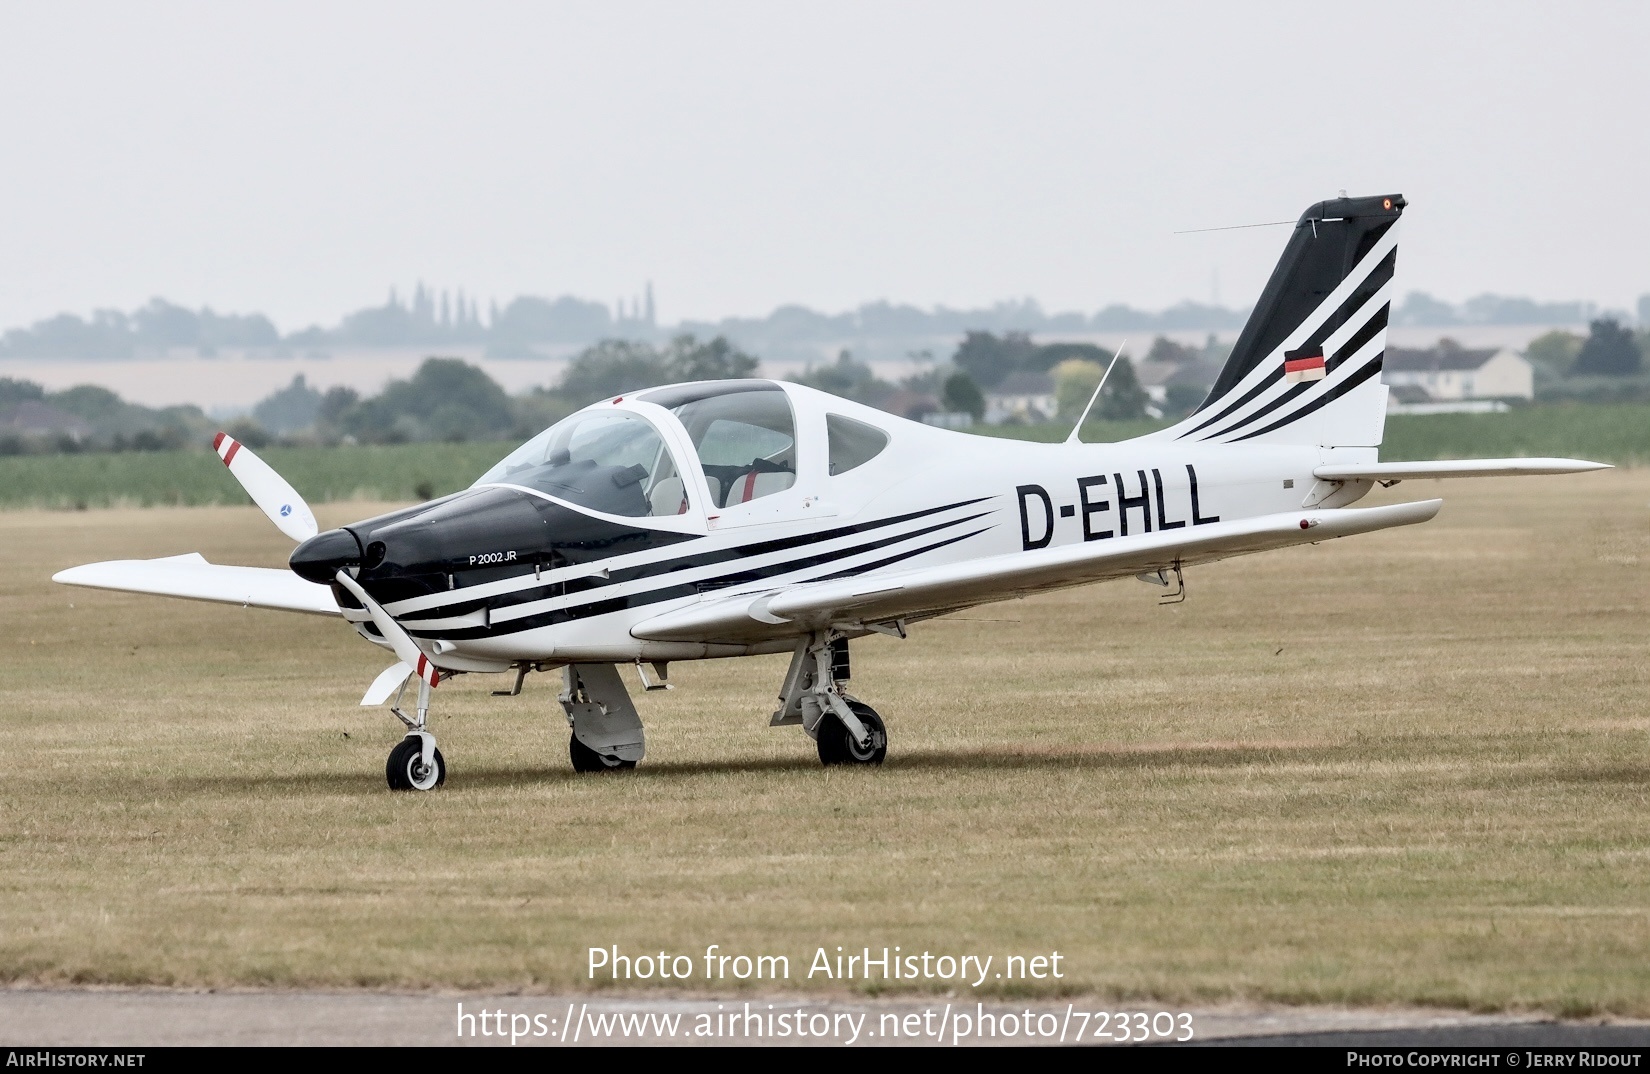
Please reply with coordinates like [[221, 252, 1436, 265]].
[[1383, 198, 1392, 210]]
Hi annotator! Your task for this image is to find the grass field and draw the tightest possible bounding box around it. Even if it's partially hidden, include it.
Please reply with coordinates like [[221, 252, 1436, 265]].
[[0, 403, 1646, 510], [2, 472, 1648, 1011]]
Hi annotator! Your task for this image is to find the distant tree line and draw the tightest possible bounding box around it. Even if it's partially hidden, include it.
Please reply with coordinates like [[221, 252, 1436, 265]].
[[6, 286, 1641, 364], [0, 290, 1254, 361], [9, 314, 1645, 459], [0, 376, 211, 455], [1524, 318, 1650, 402]]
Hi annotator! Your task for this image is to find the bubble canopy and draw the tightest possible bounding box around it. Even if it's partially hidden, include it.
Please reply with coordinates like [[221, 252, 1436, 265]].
[[473, 409, 685, 518]]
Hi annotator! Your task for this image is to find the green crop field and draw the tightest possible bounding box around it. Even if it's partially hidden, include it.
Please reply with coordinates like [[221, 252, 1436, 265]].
[[2, 472, 1647, 1011], [0, 441, 514, 511], [1, 403, 1643, 512]]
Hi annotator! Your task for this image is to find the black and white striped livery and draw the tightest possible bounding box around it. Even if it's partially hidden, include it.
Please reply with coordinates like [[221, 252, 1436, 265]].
[[53, 193, 1610, 787]]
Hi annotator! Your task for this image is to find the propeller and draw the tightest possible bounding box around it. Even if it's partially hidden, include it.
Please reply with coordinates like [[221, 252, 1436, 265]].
[[333, 571, 441, 689], [361, 661, 414, 706], [213, 432, 318, 543]]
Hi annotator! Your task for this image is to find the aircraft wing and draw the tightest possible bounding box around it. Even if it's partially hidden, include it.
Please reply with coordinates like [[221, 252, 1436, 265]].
[[53, 553, 341, 617], [632, 498, 1442, 644]]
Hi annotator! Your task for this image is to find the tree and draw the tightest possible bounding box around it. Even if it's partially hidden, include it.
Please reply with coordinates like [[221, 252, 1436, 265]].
[[663, 334, 758, 381], [1052, 359, 1105, 421], [789, 350, 895, 406], [1027, 341, 1111, 373], [1571, 318, 1642, 376], [1096, 356, 1150, 420], [0, 377, 45, 407], [941, 372, 985, 421], [340, 358, 514, 443], [1523, 330, 1584, 375], [951, 331, 1037, 389], [557, 340, 669, 404], [252, 374, 323, 435]]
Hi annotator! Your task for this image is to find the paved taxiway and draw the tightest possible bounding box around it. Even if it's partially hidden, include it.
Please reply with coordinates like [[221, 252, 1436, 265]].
[[2, 991, 1646, 1047]]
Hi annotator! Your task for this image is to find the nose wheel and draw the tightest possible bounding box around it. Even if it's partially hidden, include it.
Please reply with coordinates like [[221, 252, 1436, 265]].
[[387, 733, 446, 791]]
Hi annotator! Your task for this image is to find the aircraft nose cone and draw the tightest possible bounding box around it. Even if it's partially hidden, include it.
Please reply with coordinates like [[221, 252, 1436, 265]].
[[289, 527, 363, 583]]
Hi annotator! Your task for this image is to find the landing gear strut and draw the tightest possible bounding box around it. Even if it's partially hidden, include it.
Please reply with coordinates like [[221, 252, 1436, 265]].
[[386, 674, 446, 791], [560, 664, 645, 773], [772, 633, 888, 766]]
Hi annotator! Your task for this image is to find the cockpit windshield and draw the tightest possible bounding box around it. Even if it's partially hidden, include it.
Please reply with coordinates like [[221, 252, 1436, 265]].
[[473, 410, 687, 518]]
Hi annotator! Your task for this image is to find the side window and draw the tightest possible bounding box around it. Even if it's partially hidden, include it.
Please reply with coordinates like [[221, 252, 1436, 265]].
[[671, 390, 797, 508], [826, 413, 889, 476]]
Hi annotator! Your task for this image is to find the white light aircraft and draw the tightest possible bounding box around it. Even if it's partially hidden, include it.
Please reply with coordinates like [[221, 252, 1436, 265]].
[[55, 194, 1608, 789]]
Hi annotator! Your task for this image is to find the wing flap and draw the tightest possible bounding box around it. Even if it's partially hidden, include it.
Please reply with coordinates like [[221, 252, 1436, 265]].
[[53, 554, 340, 617], [632, 498, 1442, 642], [1315, 458, 1609, 481]]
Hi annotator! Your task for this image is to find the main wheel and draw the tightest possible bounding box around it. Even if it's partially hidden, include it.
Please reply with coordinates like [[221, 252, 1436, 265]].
[[386, 736, 446, 791], [816, 701, 887, 766], [569, 733, 637, 773]]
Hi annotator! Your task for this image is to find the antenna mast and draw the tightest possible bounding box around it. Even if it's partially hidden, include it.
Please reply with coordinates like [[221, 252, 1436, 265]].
[[1064, 340, 1126, 446]]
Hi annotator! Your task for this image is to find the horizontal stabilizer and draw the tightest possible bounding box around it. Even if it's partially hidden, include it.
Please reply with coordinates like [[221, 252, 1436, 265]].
[[632, 499, 1442, 643], [1314, 458, 1610, 482], [52, 553, 340, 617]]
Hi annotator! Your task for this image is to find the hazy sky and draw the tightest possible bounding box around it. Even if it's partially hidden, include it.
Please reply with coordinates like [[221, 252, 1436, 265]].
[[0, 1, 1645, 332]]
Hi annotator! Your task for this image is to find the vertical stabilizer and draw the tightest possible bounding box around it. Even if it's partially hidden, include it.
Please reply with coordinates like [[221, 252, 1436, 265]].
[[1150, 193, 1404, 447]]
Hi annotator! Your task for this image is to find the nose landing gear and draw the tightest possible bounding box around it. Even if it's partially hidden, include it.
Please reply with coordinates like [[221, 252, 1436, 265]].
[[386, 673, 447, 791]]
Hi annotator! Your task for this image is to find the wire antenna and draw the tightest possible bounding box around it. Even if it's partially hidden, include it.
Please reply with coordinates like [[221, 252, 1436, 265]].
[[1173, 219, 1295, 235], [1065, 340, 1125, 445]]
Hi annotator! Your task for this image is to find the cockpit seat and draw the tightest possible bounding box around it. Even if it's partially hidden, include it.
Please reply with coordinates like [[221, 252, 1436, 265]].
[[649, 476, 688, 516], [725, 470, 795, 505]]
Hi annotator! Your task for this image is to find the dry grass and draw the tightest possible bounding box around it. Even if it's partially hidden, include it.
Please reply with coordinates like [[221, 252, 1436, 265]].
[[1, 474, 1648, 1013]]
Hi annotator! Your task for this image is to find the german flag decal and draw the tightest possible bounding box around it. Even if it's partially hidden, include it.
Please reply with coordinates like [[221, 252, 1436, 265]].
[[1283, 347, 1327, 383]]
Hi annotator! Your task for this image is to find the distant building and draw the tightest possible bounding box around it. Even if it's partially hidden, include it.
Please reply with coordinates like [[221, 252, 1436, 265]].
[[984, 371, 1057, 423], [0, 400, 92, 441], [1383, 343, 1533, 403], [878, 390, 941, 422]]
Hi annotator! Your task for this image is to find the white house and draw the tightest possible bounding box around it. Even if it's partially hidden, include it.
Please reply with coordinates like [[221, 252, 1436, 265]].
[[1383, 344, 1534, 402], [984, 371, 1058, 423]]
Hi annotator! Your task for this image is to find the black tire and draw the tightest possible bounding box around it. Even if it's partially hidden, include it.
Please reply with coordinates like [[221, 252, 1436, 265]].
[[569, 733, 637, 773], [386, 736, 446, 791], [816, 701, 887, 766]]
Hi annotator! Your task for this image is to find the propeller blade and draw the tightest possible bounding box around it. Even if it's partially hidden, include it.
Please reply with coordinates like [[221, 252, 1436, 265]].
[[213, 432, 318, 543], [333, 571, 440, 688], [361, 661, 414, 706]]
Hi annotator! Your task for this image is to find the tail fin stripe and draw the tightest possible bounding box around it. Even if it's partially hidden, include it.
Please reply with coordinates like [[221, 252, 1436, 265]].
[[1178, 366, 1284, 439], [1194, 298, 1390, 442], [1176, 228, 1400, 438], [1229, 341, 1386, 443], [1231, 356, 1383, 443]]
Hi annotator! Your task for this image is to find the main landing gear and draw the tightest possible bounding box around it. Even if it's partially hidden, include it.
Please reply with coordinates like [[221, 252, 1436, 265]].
[[772, 633, 888, 766], [386, 674, 447, 791], [560, 663, 646, 773]]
